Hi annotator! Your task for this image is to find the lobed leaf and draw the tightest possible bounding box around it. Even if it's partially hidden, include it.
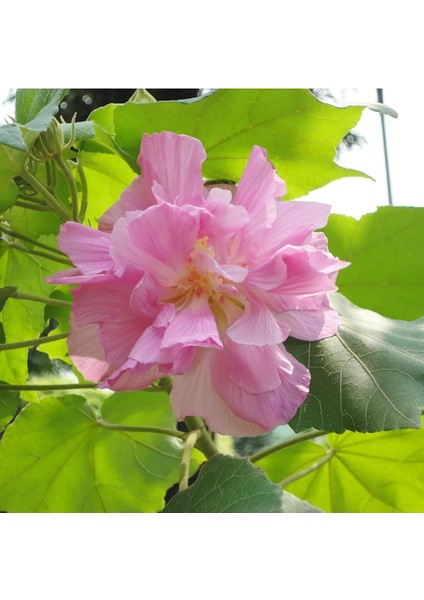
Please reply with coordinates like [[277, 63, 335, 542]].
[[288, 293, 424, 433]]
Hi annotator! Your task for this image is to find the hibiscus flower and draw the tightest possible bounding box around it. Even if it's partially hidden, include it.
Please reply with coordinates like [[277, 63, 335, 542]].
[[47, 132, 348, 436]]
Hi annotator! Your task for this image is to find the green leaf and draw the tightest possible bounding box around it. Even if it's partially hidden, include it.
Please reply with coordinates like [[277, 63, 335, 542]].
[[163, 454, 282, 513], [103, 89, 368, 200], [79, 151, 137, 226], [325, 207, 424, 320], [0, 180, 18, 212], [0, 286, 18, 311], [257, 417, 424, 512], [0, 243, 62, 387], [0, 124, 28, 151], [0, 391, 202, 512], [288, 293, 423, 433], [3, 204, 60, 240], [15, 89, 67, 127], [0, 130, 37, 187], [61, 121, 95, 143], [0, 386, 19, 431], [281, 491, 323, 513]]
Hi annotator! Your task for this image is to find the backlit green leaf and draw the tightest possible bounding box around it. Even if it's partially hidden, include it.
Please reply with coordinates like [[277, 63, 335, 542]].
[[257, 417, 424, 512], [0, 391, 203, 512], [89, 89, 369, 201], [325, 207, 424, 320], [288, 293, 424, 433]]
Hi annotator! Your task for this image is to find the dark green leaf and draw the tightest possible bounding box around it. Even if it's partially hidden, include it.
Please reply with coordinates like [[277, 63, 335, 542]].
[[288, 293, 424, 433], [0, 286, 18, 312], [15, 89, 67, 126], [0, 391, 203, 512], [281, 491, 323, 513], [163, 454, 282, 513], [257, 417, 424, 512], [325, 207, 424, 320], [90, 89, 369, 200], [0, 124, 28, 151]]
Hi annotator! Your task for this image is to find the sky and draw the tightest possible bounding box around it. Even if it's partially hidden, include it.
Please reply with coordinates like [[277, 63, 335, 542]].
[[1, 87, 422, 220]]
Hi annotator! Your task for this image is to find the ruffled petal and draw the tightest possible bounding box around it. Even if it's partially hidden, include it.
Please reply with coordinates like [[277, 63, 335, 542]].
[[211, 338, 310, 430], [278, 305, 340, 341], [171, 349, 268, 437], [110, 203, 199, 285], [98, 175, 153, 232], [227, 300, 290, 346], [140, 132, 206, 206], [57, 222, 113, 275]]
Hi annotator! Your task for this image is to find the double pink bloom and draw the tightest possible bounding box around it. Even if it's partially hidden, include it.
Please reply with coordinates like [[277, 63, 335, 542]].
[[48, 132, 348, 436]]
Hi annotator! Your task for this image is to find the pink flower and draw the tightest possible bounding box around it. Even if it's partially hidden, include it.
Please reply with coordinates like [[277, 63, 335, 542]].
[[47, 132, 348, 437]]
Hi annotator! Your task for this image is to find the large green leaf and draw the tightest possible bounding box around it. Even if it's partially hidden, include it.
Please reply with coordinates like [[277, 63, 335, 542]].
[[257, 417, 424, 512], [0, 391, 203, 512], [163, 454, 282, 513], [325, 207, 424, 321], [89, 89, 368, 200], [15, 89, 67, 128], [0, 180, 18, 212], [0, 124, 28, 151], [288, 293, 423, 433], [0, 387, 19, 432]]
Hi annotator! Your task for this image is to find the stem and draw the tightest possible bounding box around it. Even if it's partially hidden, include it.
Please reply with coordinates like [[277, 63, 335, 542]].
[[15, 201, 51, 212], [54, 155, 79, 221], [0, 224, 67, 256], [21, 168, 73, 222], [97, 418, 186, 439], [179, 430, 201, 492], [0, 332, 68, 351], [77, 161, 88, 222], [8, 242, 73, 266], [279, 449, 335, 488], [0, 383, 97, 391], [185, 416, 220, 459], [17, 192, 47, 205], [249, 429, 328, 463], [10, 291, 72, 308]]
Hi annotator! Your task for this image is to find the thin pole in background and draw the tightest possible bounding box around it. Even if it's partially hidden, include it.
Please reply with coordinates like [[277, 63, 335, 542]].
[[377, 88, 393, 205]]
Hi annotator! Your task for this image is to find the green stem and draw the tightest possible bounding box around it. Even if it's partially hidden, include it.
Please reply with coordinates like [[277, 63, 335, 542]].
[[0, 224, 67, 256], [21, 168, 73, 222], [97, 418, 186, 439], [17, 192, 47, 205], [10, 291, 72, 308], [54, 155, 79, 221], [77, 161, 88, 222], [185, 416, 220, 459], [279, 449, 335, 488], [249, 429, 328, 464], [0, 332, 68, 351], [8, 242, 73, 266], [0, 383, 97, 391], [15, 200, 51, 212], [179, 430, 201, 492]]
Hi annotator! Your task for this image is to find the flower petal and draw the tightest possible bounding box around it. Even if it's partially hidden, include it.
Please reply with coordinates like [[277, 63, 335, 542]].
[[227, 300, 290, 346], [278, 305, 340, 341], [211, 338, 310, 430], [140, 132, 206, 206], [98, 175, 153, 232], [57, 222, 113, 275], [110, 203, 199, 284], [171, 349, 268, 437]]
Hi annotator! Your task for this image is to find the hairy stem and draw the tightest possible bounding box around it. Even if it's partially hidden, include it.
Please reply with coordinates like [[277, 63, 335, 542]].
[[0, 223, 67, 256], [8, 242, 73, 266], [185, 416, 220, 459], [21, 168, 72, 222], [10, 291, 72, 307], [279, 449, 335, 488], [0, 332, 68, 351], [249, 429, 328, 464], [179, 430, 201, 492], [0, 383, 97, 391], [54, 155, 79, 221], [97, 418, 186, 439]]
